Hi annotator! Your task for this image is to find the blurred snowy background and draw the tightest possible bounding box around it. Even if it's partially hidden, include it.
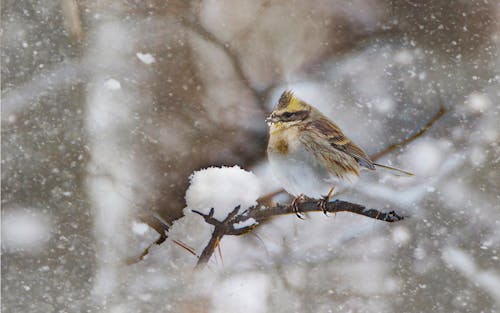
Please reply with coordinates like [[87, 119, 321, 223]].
[[2, 0, 499, 312]]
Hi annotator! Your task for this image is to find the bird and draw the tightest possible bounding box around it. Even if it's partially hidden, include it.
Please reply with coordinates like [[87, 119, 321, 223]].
[[266, 90, 413, 217]]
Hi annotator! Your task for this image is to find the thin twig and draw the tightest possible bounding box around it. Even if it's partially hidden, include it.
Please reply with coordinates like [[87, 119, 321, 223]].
[[126, 233, 168, 265], [370, 105, 447, 161]]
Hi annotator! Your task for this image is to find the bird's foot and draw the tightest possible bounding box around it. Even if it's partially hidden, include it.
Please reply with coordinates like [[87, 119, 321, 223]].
[[319, 187, 335, 216], [291, 194, 307, 219], [318, 196, 330, 215]]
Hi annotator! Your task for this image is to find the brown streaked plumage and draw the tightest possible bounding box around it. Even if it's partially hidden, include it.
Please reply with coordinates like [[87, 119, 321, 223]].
[[303, 117, 375, 170]]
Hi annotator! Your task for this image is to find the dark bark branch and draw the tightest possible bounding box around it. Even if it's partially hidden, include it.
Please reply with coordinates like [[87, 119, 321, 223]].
[[193, 199, 405, 269], [195, 227, 225, 269], [127, 232, 167, 265]]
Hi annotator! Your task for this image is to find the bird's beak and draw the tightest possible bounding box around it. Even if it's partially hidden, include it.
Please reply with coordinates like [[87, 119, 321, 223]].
[[265, 113, 276, 125]]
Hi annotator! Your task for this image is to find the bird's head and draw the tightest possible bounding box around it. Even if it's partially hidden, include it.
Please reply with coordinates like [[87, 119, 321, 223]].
[[266, 90, 312, 127]]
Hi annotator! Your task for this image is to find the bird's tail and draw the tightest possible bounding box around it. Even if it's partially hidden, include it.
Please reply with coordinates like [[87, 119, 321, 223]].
[[373, 163, 414, 176]]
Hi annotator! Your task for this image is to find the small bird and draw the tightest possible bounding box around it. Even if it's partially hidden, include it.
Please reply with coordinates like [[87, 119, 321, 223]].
[[266, 90, 413, 217]]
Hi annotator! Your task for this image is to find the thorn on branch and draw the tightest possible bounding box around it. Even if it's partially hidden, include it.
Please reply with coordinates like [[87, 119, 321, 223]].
[[224, 205, 241, 222], [192, 208, 223, 227]]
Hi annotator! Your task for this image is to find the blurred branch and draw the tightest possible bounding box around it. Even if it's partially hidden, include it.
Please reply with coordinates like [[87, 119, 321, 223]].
[[181, 18, 275, 113], [1, 59, 85, 121], [127, 214, 169, 264], [193, 199, 404, 269], [183, 18, 403, 115], [370, 104, 447, 161], [126, 232, 167, 265], [61, 0, 84, 42]]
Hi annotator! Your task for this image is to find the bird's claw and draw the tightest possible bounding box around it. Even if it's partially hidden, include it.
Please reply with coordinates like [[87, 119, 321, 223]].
[[319, 187, 335, 216], [292, 195, 306, 219], [319, 196, 329, 215]]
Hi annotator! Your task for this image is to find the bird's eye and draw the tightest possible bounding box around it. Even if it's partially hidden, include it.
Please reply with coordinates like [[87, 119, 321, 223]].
[[282, 112, 293, 118]]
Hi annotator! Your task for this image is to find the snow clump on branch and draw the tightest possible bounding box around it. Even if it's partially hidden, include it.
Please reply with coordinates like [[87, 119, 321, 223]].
[[185, 166, 262, 220]]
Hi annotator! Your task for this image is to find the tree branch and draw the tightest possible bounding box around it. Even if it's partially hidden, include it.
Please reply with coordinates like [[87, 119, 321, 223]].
[[370, 104, 447, 161], [193, 199, 405, 269]]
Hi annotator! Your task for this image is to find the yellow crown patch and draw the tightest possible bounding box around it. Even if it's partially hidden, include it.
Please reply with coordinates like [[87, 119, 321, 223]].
[[277, 90, 305, 112]]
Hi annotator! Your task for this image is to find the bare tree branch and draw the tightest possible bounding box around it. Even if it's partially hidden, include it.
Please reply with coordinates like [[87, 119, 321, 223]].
[[370, 104, 447, 161], [193, 199, 404, 269], [1, 59, 85, 120], [126, 233, 167, 265]]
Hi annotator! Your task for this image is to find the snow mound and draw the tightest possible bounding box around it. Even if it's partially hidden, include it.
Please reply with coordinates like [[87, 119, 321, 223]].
[[136, 52, 155, 64], [185, 166, 261, 220], [1, 209, 52, 252], [104, 78, 121, 90]]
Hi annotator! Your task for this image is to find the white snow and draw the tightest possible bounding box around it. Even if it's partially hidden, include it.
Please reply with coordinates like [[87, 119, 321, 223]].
[[374, 98, 395, 114], [7, 114, 17, 123], [85, 20, 151, 301], [394, 49, 413, 65], [131, 222, 149, 235], [185, 166, 261, 220], [104, 78, 122, 90], [199, 0, 262, 42], [233, 218, 257, 229], [136, 52, 155, 64], [1, 209, 52, 252], [466, 92, 491, 113], [212, 273, 270, 313], [469, 146, 486, 166], [167, 208, 214, 260], [359, 152, 463, 207], [401, 139, 444, 177], [391, 226, 411, 245], [443, 247, 500, 304]]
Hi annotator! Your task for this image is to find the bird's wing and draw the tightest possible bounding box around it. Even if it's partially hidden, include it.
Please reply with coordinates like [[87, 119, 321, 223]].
[[302, 118, 375, 170]]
